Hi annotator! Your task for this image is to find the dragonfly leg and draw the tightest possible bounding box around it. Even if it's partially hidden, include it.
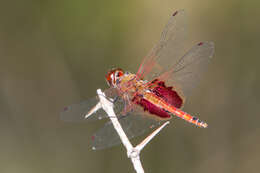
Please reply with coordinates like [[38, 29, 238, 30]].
[[112, 96, 119, 103]]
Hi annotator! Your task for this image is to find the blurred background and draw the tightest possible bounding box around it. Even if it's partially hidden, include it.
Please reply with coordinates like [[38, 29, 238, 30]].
[[0, 0, 259, 173]]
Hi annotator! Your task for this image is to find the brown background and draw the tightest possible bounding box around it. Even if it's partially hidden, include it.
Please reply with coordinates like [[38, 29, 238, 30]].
[[0, 0, 259, 173]]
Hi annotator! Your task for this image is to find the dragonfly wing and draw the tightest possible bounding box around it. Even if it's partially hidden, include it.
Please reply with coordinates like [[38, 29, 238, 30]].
[[60, 87, 123, 122], [137, 10, 187, 80], [158, 41, 215, 97], [136, 10, 214, 97], [91, 107, 166, 150], [60, 96, 107, 122]]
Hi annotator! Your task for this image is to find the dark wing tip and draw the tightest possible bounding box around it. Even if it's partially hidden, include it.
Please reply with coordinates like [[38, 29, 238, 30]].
[[198, 42, 204, 46], [172, 9, 185, 16], [63, 106, 70, 112], [172, 11, 178, 16]]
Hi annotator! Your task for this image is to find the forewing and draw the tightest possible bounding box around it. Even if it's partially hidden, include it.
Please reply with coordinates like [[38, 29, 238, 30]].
[[91, 107, 166, 150], [137, 10, 187, 80], [60, 87, 123, 122]]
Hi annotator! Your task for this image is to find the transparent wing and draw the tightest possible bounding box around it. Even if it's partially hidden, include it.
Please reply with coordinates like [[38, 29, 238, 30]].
[[136, 10, 187, 80], [158, 41, 215, 97], [136, 9, 214, 97], [60, 96, 107, 122], [91, 106, 166, 150], [60, 88, 123, 122]]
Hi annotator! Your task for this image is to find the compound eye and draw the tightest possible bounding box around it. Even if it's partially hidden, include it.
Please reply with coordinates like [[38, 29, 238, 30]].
[[106, 73, 114, 86], [116, 71, 123, 77]]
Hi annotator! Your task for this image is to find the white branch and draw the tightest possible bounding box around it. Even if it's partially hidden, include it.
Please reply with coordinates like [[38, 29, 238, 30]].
[[85, 102, 102, 119], [95, 89, 169, 173], [136, 121, 170, 152], [97, 89, 133, 151]]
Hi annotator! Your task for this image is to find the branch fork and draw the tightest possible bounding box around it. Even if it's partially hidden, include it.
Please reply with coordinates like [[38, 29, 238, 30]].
[[91, 89, 170, 173]]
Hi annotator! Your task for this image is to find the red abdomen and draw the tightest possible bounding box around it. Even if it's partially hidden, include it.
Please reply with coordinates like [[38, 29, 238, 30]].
[[151, 80, 183, 109], [133, 80, 184, 119]]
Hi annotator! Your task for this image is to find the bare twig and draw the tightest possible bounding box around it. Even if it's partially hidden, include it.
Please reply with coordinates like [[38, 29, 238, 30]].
[[95, 89, 169, 173]]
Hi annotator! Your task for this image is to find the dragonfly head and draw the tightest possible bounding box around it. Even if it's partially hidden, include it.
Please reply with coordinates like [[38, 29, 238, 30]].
[[105, 68, 124, 87]]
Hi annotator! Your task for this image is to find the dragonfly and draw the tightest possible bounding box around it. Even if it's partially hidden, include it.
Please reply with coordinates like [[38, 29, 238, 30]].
[[61, 10, 214, 150]]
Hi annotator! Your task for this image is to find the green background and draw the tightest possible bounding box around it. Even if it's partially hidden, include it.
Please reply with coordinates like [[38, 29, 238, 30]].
[[0, 0, 259, 173]]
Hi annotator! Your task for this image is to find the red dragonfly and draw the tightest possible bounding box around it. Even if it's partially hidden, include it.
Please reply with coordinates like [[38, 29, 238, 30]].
[[61, 10, 214, 150]]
